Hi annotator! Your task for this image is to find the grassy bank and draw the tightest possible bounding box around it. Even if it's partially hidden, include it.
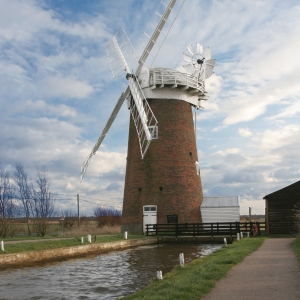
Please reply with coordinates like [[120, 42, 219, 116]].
[[0, 234, 148, 254], [123, 237, 266, 300], [291, 237, 300, 267]]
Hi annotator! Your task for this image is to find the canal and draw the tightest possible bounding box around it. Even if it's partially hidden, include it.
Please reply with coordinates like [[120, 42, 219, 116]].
[[0, 243, 222, 299]]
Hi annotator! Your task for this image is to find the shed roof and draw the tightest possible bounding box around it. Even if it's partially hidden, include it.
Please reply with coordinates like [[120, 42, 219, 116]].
[[201, 196, 240, 207], [263, 180, 300, 199]]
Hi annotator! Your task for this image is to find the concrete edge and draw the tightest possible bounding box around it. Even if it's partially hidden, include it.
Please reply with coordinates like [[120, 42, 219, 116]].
[[0, 238, 158, 269]]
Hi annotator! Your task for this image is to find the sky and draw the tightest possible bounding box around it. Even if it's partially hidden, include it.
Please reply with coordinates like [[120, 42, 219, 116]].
[[1, 0, 299, 216]]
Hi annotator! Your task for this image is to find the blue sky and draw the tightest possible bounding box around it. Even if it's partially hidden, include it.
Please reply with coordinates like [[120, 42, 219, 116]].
[[1, 0, 299, 216]]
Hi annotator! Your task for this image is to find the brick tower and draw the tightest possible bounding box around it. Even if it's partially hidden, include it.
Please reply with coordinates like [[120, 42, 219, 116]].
[[121, 68, 205, 234]]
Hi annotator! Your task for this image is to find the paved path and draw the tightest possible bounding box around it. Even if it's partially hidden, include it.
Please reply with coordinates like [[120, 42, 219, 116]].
[[203, 238, 300, 300]]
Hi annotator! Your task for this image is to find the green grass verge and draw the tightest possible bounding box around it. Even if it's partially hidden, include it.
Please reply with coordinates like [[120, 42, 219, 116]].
[[0, 234, 149, 254], [291, 237, 300, 267], [123, 237, 266, 300]]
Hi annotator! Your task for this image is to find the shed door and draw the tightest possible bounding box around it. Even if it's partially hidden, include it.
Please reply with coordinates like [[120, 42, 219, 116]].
[[143, 205, 157, 233]]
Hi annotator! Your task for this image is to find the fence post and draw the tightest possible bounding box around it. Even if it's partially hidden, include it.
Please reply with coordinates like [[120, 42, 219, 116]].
[[87, 234, 91, 243], [179, 253, 184, 267], [157, 271, 163, 280], [224, 238, 227, 247]]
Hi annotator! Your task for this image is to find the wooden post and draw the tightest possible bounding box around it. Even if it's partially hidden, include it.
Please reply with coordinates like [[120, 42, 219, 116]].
[[179, 253, 184, 267], [157, 271, 163, 280]]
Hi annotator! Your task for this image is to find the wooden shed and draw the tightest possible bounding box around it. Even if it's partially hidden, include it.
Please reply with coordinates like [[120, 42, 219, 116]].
[[264, 180, 300, 234]]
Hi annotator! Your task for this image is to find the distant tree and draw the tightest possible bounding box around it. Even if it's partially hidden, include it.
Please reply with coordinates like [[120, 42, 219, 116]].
[[94, 207, 122, 227], [14, 163, 34, 236], [62, 210, 77, 229], [0, 165, 20, 238], [32, 167, 56, 237]]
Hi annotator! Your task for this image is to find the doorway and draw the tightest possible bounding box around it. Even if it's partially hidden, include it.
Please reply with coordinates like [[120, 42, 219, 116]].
[[143, 205, 157, 234]]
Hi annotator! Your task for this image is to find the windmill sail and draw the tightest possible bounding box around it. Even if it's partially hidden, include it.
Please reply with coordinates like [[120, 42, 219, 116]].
[[81, 0, 184, 179], [107, 28, 157, 156], [80, 91, 128, 180]]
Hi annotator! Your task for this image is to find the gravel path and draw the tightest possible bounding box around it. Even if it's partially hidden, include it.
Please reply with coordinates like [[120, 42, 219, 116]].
[[203, 238, 300, 300]]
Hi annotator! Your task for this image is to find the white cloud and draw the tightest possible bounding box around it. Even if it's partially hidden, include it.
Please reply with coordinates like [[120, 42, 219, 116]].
[[267, 100, 300, 120], [238, 128, 253, 137], [11, 100, 77, 117], [39, 76, 94, 99], [252, 124, 300, 151]]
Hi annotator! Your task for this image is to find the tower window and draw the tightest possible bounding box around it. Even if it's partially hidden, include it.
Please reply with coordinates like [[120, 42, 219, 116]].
[[148, 126, 158, 139]]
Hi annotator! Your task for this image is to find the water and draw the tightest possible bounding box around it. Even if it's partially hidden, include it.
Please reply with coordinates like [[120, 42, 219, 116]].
[[0, 243, 222, 300]]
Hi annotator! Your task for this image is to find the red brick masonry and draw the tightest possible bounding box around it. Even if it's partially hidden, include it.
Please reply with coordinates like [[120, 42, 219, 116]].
[[122, 99, 203, 234]]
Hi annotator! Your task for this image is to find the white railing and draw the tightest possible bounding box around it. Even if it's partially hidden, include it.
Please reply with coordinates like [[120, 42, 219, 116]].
[[149, 68, 205, 92]]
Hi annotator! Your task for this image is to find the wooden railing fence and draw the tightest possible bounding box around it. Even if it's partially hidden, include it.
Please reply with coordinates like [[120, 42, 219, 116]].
[[146, 222, 265, 242]]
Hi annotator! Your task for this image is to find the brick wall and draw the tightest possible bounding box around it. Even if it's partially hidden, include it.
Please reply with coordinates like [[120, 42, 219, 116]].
[[121, 99, 203, 234]]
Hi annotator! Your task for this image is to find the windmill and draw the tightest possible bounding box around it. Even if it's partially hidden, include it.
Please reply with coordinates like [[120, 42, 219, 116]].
[[81, 0, 215, 234]]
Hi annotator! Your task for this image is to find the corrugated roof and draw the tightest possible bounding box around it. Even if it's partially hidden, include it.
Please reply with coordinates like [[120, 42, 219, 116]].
[[201, 196, 240, 207]]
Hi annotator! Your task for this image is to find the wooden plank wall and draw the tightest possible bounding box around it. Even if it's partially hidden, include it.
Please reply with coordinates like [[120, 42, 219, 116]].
[[265, 182, 300, 234]]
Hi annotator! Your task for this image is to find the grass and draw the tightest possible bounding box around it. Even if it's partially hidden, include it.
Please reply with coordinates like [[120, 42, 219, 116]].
[[0, 234, 149, 254], [291, 237, 300, 267], [123, 237, 266, 300]]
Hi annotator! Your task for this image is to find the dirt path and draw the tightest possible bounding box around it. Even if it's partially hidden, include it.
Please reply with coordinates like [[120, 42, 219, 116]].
[[203, 238, 300, 300]]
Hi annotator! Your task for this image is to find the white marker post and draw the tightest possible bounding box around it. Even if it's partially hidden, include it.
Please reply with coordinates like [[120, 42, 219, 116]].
[[179, 253, 184, 267], [240, 232, 243, 239], [1, 241, 4, 251], [124, 231, 128, 240], [157, 271, 163, 280], [224, 238, 227, 247], [87, 234, 91, 243], [81, 237, 84, 244], [247, 232, 250, 238], [237, 233, 240, 241]]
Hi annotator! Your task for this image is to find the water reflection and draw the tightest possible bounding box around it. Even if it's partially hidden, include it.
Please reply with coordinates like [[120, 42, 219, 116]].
[[0, 243, 222, 300]]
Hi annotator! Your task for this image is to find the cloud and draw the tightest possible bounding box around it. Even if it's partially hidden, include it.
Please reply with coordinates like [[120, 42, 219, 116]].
[[267, 100, 300, 120], [252, 124, 300, 151], [11, 100, 77, 118], [238, 128, 253, 137], [223, 170, 265, 184], [105, 182, 123, 191], [39, 76, 94, 99]]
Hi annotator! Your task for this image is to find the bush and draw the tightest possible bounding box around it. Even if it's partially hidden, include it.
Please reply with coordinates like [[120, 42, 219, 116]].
[[94, 207, 122, 228]]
